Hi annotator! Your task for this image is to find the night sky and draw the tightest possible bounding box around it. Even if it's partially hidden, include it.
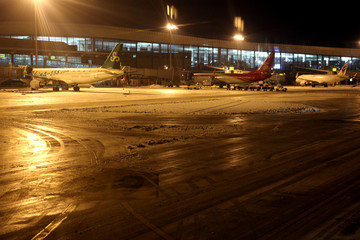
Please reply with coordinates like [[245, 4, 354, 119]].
[[1, 0, 359, 48]]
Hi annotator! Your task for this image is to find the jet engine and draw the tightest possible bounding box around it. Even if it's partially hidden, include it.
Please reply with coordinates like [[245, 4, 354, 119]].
[[30, 79, 43, 90], [202, 79, 213, 86], [298, 81, 307, 86]]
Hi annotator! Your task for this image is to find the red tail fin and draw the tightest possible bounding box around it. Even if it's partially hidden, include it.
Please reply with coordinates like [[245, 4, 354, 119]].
[[338, 61, 348, 76], [211, 69, 216, 78], [257, 52, 274, 73]]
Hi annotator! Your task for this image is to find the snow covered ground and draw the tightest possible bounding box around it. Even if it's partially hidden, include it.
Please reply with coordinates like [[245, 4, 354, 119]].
[[1, 85, 359, 165], [2, 85, 346, 112], [4, 85, 355, 156], [0, 85, 334, 160], [2, 85, 358, 113], [1, 85, 360, 240]]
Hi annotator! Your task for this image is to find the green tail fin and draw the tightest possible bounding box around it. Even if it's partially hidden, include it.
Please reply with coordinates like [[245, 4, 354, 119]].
[[101, 44, 122, 69]]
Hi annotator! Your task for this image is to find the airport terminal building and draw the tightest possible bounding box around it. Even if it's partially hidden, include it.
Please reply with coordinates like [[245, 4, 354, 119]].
[[1, 22, 360, 82]]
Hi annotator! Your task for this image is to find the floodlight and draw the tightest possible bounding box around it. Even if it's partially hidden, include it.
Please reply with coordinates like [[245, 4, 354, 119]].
[[234, 34, 244, 41]]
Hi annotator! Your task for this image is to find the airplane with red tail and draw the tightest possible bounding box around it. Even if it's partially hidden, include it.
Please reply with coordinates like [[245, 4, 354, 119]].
[[193, 51, 275, 87]]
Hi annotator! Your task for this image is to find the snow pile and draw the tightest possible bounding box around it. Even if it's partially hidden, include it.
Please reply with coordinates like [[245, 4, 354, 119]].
[[37, 97, 319, 116]]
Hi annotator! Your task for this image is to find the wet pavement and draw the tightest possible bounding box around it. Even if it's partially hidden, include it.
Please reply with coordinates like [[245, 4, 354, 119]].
[[0, 87, 360, 239]]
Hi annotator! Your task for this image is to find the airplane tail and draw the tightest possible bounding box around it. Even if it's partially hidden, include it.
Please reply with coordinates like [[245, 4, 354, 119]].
[[338, 61, 348, 76], [101, 44, 122, 69], [211, 69, 216, 78], [256, 52, 275, 73]]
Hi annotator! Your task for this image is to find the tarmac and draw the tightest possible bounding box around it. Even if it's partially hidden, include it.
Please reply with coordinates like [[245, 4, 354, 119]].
[[0, 86, 360, 239]]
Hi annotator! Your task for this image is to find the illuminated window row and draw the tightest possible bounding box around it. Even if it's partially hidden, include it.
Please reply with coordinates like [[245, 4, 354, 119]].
[[1, 35, 360, 70], [0, 53, 83, 67]]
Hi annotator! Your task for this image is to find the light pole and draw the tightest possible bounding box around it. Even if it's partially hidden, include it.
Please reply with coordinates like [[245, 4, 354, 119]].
[[167, 23, 177, 83], [234, 34, 244, 69], [33, 0, 40, 68], [234, 16, 245, 70], [166, 4, 177, 84]]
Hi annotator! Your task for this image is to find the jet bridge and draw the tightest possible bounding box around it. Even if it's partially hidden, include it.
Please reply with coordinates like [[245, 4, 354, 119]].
[[0, 65, 25, 85]]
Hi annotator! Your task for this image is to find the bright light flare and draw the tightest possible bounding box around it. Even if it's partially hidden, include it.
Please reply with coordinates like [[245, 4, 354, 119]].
[[159, 89, 179, 95], [234, 34, 245, 41], [166, 23, 178, 30]]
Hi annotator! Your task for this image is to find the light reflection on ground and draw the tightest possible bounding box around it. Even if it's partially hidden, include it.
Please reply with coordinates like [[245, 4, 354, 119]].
[[26, 132, 47, 153]]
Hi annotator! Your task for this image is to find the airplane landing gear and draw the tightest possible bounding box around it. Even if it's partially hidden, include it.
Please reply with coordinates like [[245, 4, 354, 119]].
[[73, 86, 80, 91], [61, 85, 69, 91]]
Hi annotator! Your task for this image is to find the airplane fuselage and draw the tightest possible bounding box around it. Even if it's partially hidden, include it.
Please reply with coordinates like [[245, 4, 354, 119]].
[[32, 68, 124, 85], [296, 74, 347, 86], [215, 71, 272, 85], [194, 71, 272, 86]]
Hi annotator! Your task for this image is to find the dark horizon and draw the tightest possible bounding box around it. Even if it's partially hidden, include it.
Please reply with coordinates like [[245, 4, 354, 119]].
[[1, 0, 359, 48]]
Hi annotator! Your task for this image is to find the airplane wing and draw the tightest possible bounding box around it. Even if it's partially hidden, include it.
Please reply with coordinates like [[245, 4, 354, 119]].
[[31, 75, 61, 88], [303, 68, 331, 73], [193, 72, 215, 76], [207, 66, 227, 71], [193, 70, 225, 85], [206, 66, 250, 74], [295, 67, 334, 75]]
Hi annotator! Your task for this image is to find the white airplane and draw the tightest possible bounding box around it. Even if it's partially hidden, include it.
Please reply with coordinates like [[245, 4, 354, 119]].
[[28, 44, 124, 91], [295, 61, 349, 87]]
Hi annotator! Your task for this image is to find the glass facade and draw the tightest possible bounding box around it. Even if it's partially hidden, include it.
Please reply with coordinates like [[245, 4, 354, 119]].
[[220, 48, 227, 66], [213, 48, 219, 65], [123, 42, 136, 52], [14, 54, 31, 65], [329, 56, 340, 67], [199, 47, 213, 66], [67, 56, 82, 63], [172, 45, 183, 53], [32, 55, 46, 67], [305, 55, 318, 68], [242, 50, 255, 68], [184, 46, 198, 67], [95, 39, 119, 52], [1, 35, 360, 71], [46, 59, 97, 68], [255, 51, 268, 66], [0, 53, 11, 64], [137, 42, 152, 52], [153, 43, 160, 53], [227, 49, 237, 67]]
